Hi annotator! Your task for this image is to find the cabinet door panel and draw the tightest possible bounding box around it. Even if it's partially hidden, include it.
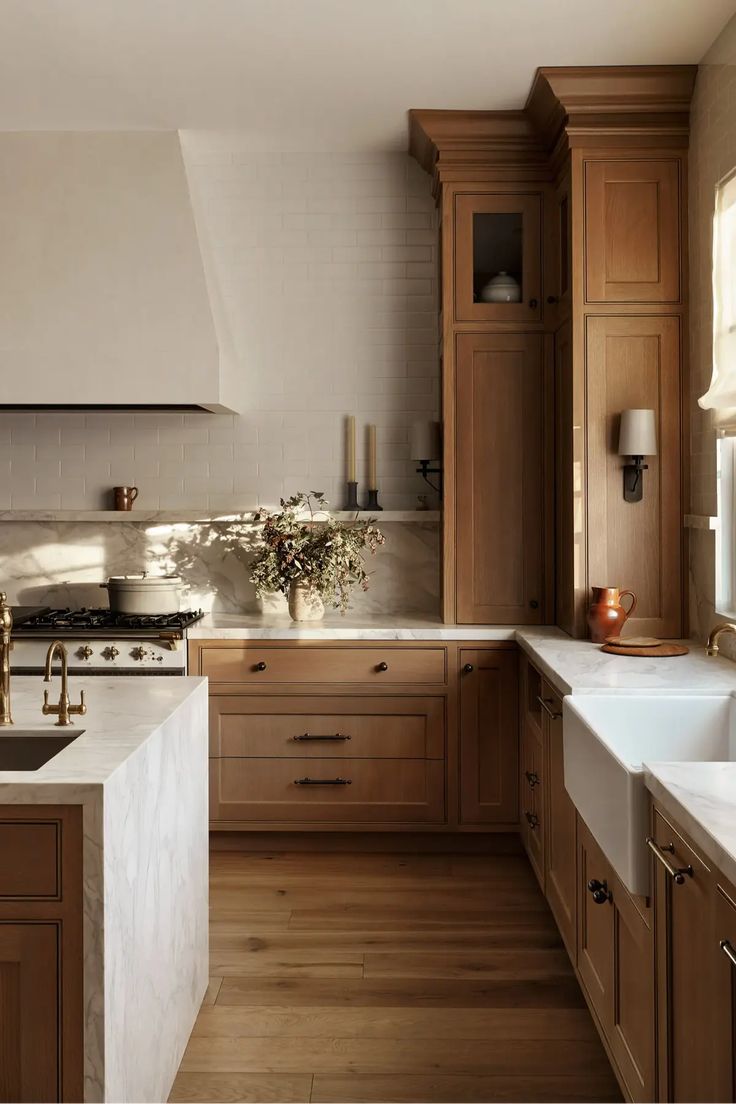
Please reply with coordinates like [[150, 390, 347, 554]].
[[544, 684, 576, 959], [577, 818, 614, 1034], [610, 885, 654, 1103], [587, 315, 681, 638], [585, 160, 680, 303], [456, 332, 545, 624], [653, 807, 714, 1103], [454, 192, 542, 322], [714, 883, 736, 1103], [0, 923, 58, 1104], [459, 649, 518, 825], [519, 718, 544, 888]]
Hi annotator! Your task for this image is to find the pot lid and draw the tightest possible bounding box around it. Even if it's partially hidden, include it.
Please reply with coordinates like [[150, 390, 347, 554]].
[[106, 574, 182, 585]]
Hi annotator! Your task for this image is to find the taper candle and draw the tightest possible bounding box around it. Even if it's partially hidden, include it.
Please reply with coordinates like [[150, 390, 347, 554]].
[[368, 424, 377, 490], [346, 415, 356, 482]]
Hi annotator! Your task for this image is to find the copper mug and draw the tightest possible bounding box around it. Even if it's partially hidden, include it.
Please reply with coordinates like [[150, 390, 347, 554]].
[[587, 586, 637, 644], [113, 485, 139, 511]]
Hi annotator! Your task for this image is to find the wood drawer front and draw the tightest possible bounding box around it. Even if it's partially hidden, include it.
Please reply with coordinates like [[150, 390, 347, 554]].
[[210, 696, 445, 759], [210, 757, 446, 824], [200, 645, 446, 687], [0, 821, 59, 899]]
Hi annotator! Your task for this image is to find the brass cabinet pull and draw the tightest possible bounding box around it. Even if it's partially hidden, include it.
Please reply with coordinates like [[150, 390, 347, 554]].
[[646, 837, 693, 885], [294, 777, 352, 786], [525, 770, 540, 788], [720, 940, 736, 968], [292, 733, 351, 742], [536, 695, 562, 720], [524, 811, 539, 829]]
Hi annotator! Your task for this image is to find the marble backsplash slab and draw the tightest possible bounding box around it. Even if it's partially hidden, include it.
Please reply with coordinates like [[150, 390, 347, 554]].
[[0, 519, 440, 616]]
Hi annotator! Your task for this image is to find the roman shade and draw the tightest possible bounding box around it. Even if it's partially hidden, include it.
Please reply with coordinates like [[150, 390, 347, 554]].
[[700, 171, 736, 410]]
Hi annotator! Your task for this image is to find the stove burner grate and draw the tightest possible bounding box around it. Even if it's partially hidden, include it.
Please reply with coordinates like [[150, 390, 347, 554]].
[[20, 608, 205, 632]]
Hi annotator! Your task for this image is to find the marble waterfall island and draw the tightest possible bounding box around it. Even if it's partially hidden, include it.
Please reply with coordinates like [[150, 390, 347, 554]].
[[0, 675, 209, 1103]]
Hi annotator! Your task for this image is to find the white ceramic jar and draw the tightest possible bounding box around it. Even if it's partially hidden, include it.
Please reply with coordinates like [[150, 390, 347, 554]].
[[479, 271, 521, 303]]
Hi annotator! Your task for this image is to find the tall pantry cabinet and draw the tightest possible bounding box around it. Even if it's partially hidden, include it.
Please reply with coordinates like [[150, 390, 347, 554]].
[[410, 67, 695, 635]]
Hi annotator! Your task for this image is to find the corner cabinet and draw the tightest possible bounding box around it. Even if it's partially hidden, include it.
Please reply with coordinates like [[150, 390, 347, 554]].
[[458, 648, 519, 826], [455, 333, 546, 624]]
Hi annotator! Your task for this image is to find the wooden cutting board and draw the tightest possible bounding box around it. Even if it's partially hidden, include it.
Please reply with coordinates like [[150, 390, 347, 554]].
[[601, 642, 689, 657]]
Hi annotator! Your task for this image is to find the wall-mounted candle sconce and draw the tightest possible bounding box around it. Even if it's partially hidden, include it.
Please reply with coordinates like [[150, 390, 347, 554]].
[[618, 409, 657, 503], [411, 420, 443, 495]]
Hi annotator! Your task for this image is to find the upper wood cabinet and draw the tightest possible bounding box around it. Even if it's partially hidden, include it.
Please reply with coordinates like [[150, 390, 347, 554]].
[[458, 647, 519, 826], [454, 192, 543, 322], [455, 332, 545, 624], [585, 160, 681, 304]]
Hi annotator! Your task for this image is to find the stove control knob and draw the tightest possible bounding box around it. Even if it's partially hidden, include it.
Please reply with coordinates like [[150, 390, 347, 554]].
[[131, 646, 148, 661], [102, 646, 120, 660], [77, 645, 94, 660]]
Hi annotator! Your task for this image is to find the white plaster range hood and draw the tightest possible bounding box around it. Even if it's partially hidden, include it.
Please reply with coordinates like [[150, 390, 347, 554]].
[[0, 131, 237, 411]]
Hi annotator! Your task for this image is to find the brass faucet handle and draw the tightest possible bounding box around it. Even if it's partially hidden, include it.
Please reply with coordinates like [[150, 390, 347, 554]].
[[42, 689, 59, 716], [0, 592, 12, 633], [68, 690, 87, 717]]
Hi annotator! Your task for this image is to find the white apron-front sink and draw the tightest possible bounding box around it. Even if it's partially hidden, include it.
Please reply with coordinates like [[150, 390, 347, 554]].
[[563, 693, 736, 895]]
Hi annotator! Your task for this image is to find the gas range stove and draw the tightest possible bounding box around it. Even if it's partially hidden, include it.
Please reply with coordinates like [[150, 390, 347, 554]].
[[11, 607, 205, 676]]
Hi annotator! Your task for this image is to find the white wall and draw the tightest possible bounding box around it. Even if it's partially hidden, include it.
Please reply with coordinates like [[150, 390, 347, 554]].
[[0, 143, 439, 511]]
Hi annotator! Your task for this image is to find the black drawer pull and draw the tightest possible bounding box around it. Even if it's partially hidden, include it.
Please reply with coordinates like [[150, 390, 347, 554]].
[[463, 663, 474, 674], [525, 770, 540, 788], [529, 298, 538, 308], [376, 662, 389, 672], [293, 733, 351, 742], [254, 661, 267, 672], [524, 811, 539, 829], [294, 777, 352, 786], [587, 878, 612, 905]]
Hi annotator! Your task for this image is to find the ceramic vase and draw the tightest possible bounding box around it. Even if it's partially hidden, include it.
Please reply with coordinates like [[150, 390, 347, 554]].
[[479, 271, 521, 303], [587, 586, 637, 643], [288, 581, 325, 622]]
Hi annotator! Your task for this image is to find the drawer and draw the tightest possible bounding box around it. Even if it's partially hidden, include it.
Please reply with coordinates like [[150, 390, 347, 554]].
[[210, 757, 446, 823], [0, 821, 59, 898], [209, 696, 445, 759], [200, 645, 447, 686]]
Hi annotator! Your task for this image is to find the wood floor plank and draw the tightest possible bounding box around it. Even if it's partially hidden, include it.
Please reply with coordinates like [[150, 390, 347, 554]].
[[215, 976, 587, 1009], [168, 1072, 313, 1103], [209, 949, 364, 978], [209, 887, 547, 911], [191, 1006, 601, 1041], [311, 1073, 621, 1103], [363, 948, 572, 980], [203, 977, 223, 1006], [178, 1035, 614, 1077], [209, 927, 564, 954], [287, 906, 552, 930]]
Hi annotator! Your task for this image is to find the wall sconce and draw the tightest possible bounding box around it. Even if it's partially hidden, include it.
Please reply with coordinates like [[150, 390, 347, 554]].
[[411, 420, 442, 495], [618, 409, 657, 503]]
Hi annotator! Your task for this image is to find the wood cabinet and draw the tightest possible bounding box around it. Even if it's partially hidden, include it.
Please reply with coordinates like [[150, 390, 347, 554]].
[[577, 816, 655, 1102], [713, 882, 736, 1102], [455, 332, 545, 624], [651, 806, 717, 1102], [519, 712, 545, 886], [453, 192, 542, 322], [458, 648, 519, 826], [544, 682, 576, 957], [0, 806, 83, 1104]]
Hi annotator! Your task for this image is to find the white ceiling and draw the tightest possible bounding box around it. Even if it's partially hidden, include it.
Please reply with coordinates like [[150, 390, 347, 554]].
[[0, 0, 733, 150]]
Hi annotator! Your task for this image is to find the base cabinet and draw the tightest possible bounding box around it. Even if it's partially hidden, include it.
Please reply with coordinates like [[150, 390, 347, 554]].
[[0, 923, 59, 1103], [544, 683, 576, 957], [714, 883, 736, 1102], [458, 648, 519, 826]]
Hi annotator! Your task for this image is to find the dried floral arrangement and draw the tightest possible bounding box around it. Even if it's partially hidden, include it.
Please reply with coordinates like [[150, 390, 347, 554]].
[[249, 492, 386, 613]]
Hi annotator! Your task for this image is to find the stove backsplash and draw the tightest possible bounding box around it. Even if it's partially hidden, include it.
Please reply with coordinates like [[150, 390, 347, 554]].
[[0, 520, 439, 617]]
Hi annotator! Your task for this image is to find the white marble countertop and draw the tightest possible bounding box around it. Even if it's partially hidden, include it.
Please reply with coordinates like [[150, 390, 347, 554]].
[[645, 763, 736, 890], [0, 675, 207, 793], [189, 611, 521, 641]]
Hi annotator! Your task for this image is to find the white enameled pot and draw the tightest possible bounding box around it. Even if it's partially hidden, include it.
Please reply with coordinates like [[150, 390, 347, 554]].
[[100, 574, 183, 615]]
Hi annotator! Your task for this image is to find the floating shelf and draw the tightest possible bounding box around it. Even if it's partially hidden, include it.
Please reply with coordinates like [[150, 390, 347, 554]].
[[0, 510, 441, 524]]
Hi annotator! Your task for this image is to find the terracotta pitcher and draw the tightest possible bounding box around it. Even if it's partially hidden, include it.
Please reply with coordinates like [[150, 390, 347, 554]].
[[587, 586, 637, 644]]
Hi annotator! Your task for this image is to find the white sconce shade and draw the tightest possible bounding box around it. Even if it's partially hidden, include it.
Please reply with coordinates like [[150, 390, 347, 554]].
[[618, 409, 657, 457], [411, 420, 441, 461]]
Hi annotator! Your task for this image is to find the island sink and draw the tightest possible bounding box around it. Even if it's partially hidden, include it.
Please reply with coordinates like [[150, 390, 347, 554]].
[[0, 729, 82, 770], [563, 693, 736, 895]]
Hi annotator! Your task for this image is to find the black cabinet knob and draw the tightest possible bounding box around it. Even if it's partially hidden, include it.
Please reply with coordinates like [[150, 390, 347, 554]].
[[529, 298, 538, 308], [376, 661, 389, 672], [547, 295, 559, 304], [587, 878, 612, 904], [255, 661, 267, 672], [463, 663, 474, 674], [529, 599, 539, 609]]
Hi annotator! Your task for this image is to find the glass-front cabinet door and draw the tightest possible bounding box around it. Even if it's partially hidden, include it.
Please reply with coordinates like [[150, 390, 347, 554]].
[[454, 193, 542, 322]]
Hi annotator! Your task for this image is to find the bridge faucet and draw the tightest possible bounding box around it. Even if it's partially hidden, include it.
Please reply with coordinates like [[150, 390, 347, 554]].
[[42, 641, 87, 727]]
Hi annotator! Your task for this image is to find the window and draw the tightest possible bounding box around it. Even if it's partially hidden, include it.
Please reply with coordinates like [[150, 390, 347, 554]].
[[700, 170, 736, 410]]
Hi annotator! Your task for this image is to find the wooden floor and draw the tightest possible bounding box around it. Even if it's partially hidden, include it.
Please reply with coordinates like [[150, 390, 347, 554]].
[[169, 846, 622, 1104]]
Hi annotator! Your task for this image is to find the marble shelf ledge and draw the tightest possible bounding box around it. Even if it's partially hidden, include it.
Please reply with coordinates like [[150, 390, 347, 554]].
[[0, 509, 440, 524]]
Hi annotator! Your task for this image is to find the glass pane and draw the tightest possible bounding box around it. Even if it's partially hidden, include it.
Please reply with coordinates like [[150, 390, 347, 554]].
[[472, 212, 523, 304]]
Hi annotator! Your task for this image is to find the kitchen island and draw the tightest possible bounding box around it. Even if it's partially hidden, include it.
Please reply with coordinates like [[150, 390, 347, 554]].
[[0, 675, 209, 1103]]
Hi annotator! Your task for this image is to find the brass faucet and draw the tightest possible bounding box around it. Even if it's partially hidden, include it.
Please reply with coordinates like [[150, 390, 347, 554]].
[[42, 641, 87, 727], [705, 622, 736, 657], [0, 593, 13, 726]]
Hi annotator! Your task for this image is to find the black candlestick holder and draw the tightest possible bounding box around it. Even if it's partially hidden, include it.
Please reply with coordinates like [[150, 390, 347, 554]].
[[364, 488, 382, 511], [343, 481, 360, 511]]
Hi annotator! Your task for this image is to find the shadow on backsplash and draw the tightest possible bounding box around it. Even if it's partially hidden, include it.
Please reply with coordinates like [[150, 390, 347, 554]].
[[1, 519, 440, 617]]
